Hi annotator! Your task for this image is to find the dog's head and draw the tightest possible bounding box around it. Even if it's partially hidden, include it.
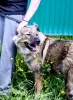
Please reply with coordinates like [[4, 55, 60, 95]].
[[13, 24, 42, 54]]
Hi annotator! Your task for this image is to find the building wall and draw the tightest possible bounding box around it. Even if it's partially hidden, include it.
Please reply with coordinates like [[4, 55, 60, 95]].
[[28, 0, 73, 35]]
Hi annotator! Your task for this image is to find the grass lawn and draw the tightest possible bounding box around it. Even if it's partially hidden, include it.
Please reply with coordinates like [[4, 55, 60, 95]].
[[0, 36, 73, 100]]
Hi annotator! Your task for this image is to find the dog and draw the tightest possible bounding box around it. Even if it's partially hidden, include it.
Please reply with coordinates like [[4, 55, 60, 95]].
[[13, 24, 73, 100]]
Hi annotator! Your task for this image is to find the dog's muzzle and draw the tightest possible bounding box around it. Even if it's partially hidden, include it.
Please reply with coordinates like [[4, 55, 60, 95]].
[[34, 37, 40, 45], [24, 38, 40, 52]]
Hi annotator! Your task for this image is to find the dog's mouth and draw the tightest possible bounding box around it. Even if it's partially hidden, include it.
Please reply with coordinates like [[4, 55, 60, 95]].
[[24, 42, 38, 52]]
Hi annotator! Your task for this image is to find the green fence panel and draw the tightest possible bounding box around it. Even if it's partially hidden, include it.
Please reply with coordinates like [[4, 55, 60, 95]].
[[28, 0, 73, 35]]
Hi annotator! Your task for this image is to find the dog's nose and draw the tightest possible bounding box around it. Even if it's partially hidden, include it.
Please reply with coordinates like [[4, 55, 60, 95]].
[[34, 38, 40, 45]]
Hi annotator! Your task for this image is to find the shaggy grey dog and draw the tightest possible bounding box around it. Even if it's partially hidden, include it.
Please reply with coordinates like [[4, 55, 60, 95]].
[[13, 24, 73, 100]]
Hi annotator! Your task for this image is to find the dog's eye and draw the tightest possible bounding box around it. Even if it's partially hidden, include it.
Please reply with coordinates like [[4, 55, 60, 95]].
[[36, 34, 38, 36], [26, 34, 31, 36]]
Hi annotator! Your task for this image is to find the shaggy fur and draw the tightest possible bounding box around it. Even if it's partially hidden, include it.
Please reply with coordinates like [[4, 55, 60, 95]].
[[13, 24, 73, 100]]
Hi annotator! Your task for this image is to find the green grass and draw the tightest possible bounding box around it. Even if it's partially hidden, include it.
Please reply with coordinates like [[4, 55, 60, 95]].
[[0, 36, 73, 100]]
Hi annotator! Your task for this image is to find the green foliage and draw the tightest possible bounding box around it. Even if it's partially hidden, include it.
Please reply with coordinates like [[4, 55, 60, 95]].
[[0, 36, 73, 100], [12, 53, 34, 92]]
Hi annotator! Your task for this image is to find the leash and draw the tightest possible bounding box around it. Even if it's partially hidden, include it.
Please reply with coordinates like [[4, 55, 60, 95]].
[[0, 13, 21, 23]]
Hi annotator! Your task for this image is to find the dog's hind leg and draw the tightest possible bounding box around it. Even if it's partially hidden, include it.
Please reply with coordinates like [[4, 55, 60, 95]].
[[65, 67, 73, 100]]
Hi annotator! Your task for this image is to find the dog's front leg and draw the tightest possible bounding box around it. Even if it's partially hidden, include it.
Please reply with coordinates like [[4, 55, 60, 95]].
[[34, 70, 43, 94]]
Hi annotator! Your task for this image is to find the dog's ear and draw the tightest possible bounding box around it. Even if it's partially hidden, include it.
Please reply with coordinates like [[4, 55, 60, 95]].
[[33, 23, 40, 32], [12, 35, 17, 41], [36, 26, 40, 32], [12, 35, 18, 46]]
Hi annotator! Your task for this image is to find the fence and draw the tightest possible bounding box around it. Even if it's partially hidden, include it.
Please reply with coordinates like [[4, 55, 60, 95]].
[[28, 0, 73, 35]]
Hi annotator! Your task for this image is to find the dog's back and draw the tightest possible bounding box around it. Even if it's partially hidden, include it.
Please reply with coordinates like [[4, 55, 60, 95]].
[[41, 38, 73, 73]]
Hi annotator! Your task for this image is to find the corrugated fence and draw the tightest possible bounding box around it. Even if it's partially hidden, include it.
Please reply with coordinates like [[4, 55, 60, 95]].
[[28, 0, 73, 35]]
